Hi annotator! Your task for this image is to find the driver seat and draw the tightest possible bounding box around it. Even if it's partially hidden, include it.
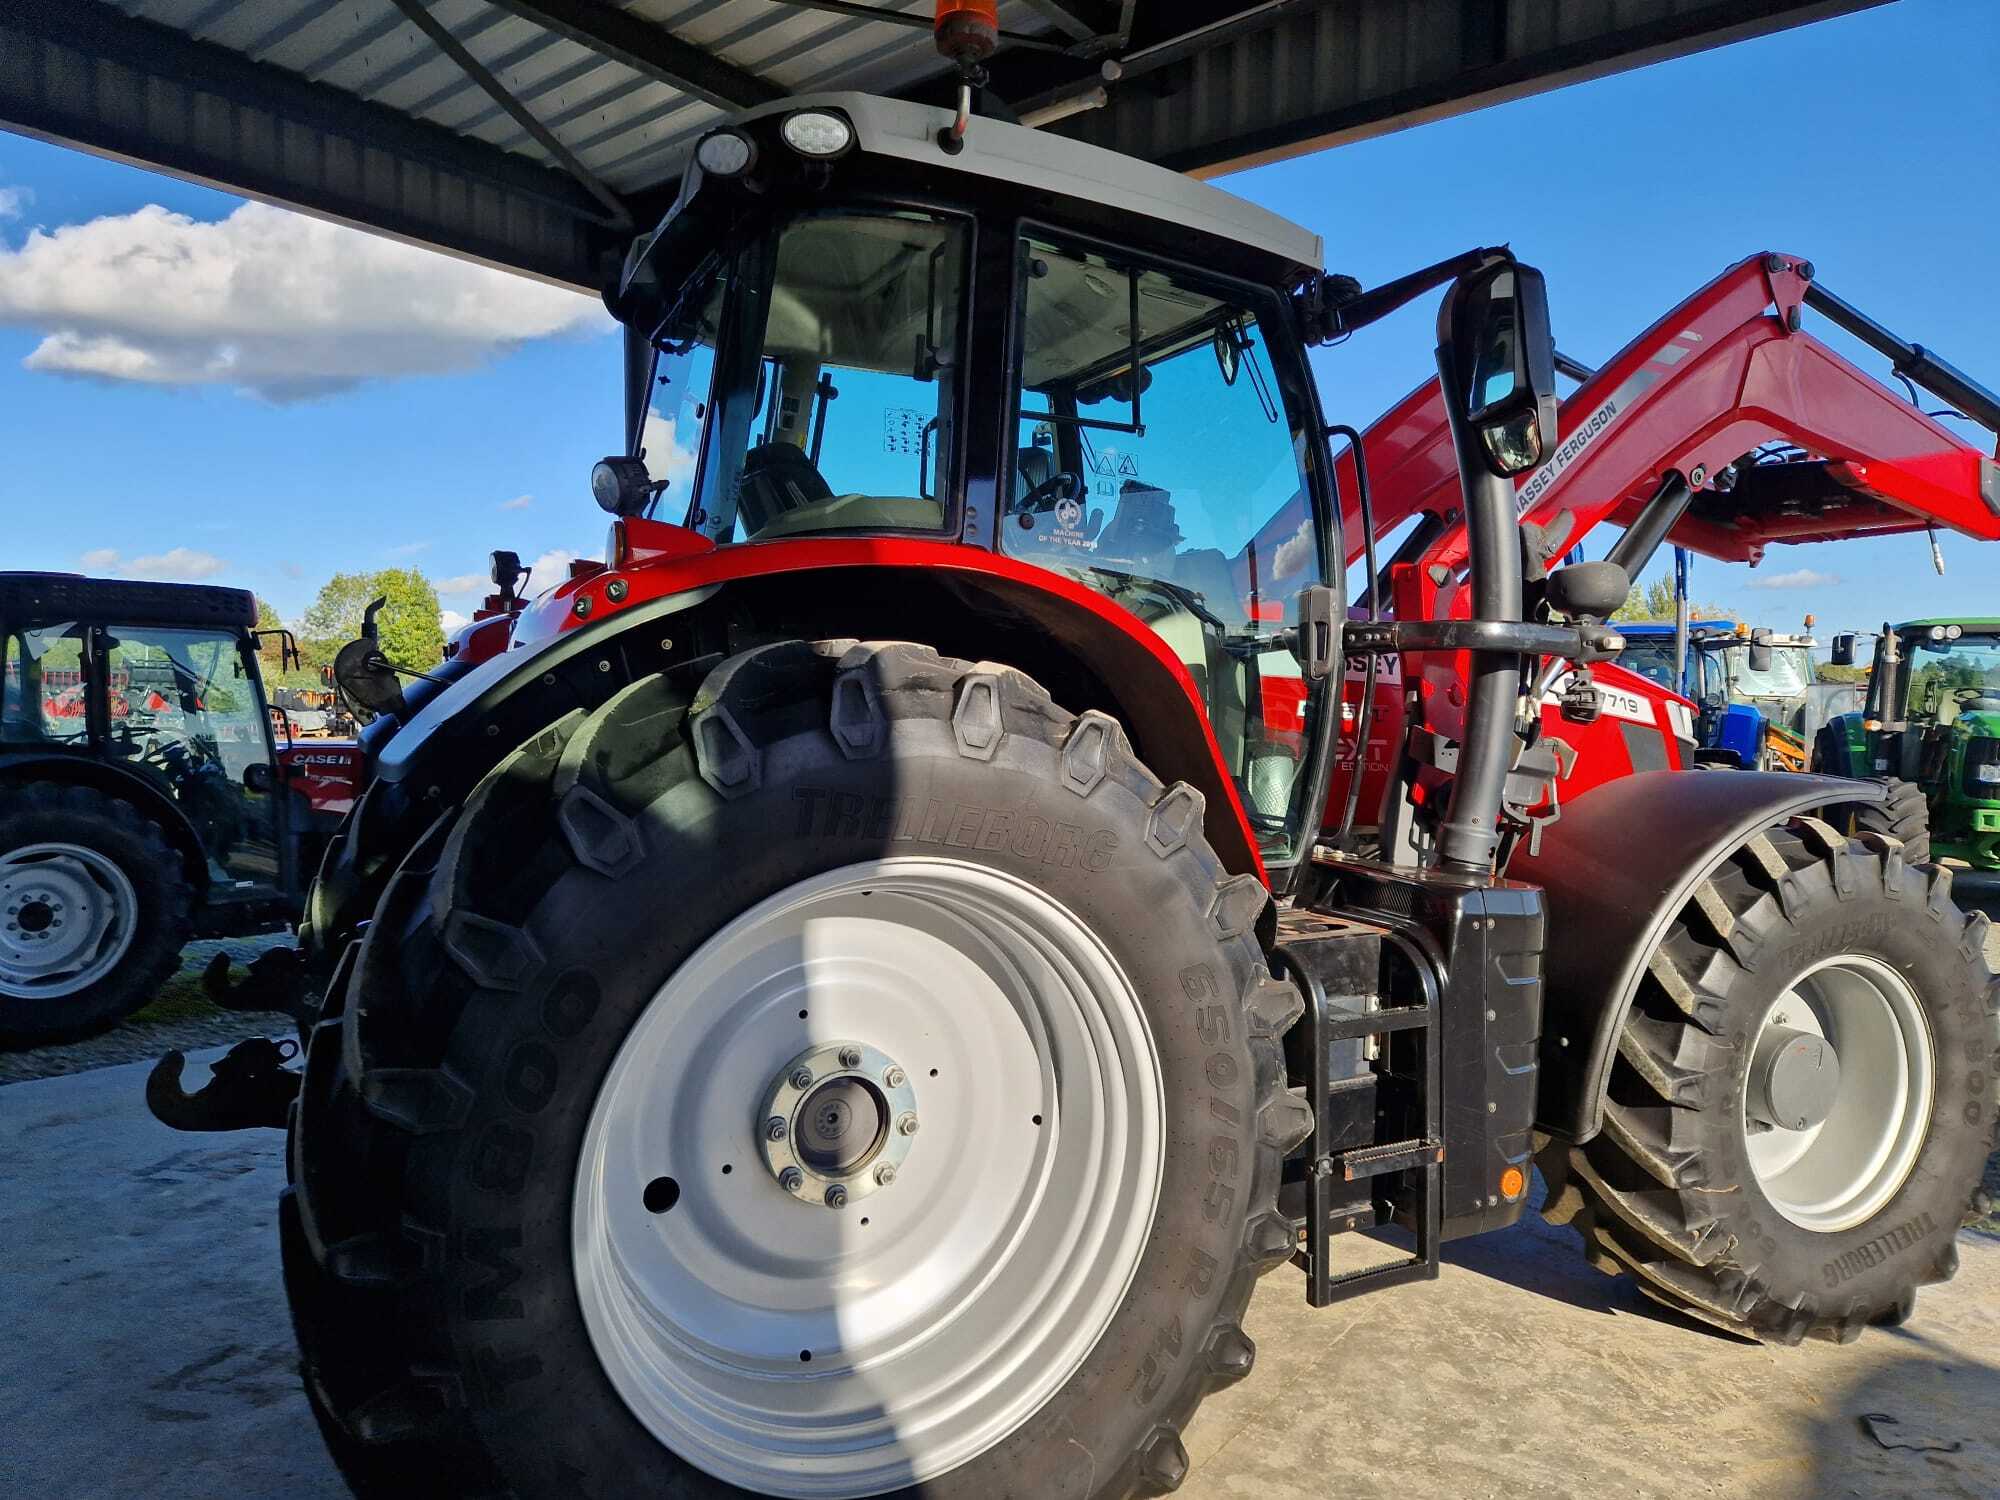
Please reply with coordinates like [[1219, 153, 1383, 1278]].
[[1014, 445, 1057, 506], [738, 442, 834, 536]]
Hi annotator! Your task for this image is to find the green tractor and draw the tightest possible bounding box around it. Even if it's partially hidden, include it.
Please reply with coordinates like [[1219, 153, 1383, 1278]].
[[1819, 619, 2000, 871]]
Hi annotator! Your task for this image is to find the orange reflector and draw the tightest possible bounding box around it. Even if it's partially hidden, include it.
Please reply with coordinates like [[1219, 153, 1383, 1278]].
[[1499, 1166, 1527, 1201]]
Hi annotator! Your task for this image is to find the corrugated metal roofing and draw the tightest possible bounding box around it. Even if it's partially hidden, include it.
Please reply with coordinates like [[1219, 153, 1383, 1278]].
[[6, 1, 1884, 290], [109, 0, 1064, 193]]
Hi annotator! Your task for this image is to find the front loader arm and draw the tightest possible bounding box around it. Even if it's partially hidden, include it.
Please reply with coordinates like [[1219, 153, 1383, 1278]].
[[1330, 253, 2000, 579]]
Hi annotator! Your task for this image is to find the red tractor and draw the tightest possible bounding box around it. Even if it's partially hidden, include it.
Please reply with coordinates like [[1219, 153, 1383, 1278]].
[[154, 70, 1997, 1500]]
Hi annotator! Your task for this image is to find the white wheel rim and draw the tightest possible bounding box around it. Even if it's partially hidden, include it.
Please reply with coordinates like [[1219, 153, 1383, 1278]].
[[1742, 954, 1934, 1233], [573, 857, 1165, 1498], [0, 842, 139, 999]]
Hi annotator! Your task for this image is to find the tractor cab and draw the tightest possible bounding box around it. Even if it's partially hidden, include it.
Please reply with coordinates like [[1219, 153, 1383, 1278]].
[[585, 92, 1340, 868]]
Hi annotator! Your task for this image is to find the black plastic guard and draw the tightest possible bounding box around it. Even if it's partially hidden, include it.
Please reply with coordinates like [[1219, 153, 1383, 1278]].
[[1507, 769, 1887, 1144]]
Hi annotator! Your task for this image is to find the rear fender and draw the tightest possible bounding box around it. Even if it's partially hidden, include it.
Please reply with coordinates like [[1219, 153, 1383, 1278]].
[[0, 751, 210, 892], [1506, 769, 1887, 1142], [368, 547, 1268, 878]]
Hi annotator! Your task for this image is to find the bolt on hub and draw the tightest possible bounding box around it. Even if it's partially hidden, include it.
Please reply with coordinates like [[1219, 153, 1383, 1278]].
[[757, 1039, 920, 1208]]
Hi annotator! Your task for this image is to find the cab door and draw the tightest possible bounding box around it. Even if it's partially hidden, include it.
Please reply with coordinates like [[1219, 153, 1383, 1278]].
[[98, 625, 284, 905]]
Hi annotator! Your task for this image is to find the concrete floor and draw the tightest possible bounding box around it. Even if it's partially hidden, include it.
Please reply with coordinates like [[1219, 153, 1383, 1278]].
[[5, 1048, 1996, 1500]]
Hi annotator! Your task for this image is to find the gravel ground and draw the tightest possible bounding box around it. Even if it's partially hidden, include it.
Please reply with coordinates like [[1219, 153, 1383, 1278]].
[[0, 934, 295, 1085]]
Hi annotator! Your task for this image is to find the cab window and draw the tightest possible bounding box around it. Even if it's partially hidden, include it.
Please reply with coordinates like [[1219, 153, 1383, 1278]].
[[680, 211, 969, 543], [1003, 238, 1327, 860]]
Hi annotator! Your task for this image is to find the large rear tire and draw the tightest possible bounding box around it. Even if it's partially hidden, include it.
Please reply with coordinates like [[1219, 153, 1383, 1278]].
[[1543, 819, 1998, 1342], [285, 640, 1309, 1499], [0, 781, 192, 1044]]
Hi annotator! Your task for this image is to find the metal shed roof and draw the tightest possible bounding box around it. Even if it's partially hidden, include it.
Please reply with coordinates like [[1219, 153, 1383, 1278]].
[[3, 1, 1883, 293]]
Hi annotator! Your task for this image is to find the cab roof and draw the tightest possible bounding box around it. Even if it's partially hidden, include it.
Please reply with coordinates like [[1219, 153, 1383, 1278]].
[[705, 93, 1324, 280], [1898, 618, 2000, 631]]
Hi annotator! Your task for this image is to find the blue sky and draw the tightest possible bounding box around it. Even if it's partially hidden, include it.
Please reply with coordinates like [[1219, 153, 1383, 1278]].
[[2, 0, 1995, 638]]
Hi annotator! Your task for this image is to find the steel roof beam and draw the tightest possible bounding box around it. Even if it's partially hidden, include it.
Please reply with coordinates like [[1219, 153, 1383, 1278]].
[[383, 0, 633, 227], [482, 0, 785, 110]]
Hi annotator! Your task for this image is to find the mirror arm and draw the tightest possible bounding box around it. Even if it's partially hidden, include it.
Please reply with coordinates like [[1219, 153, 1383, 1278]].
[[1309, 246, 1511, 343]]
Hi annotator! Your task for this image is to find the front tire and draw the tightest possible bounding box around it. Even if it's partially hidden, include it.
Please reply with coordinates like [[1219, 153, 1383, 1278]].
[[1543, 819, 1998, 1342], [286, 640, 1309, 1499]]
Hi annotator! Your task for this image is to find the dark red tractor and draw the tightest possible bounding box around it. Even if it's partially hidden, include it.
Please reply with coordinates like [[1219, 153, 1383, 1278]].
[[154, 51, 1997, 1500]]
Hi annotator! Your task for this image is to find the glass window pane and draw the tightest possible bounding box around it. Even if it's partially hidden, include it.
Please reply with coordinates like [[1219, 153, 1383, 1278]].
[[695, 212, 967, 543], [101, 627, 278, 887], [1005, 239, 1324, 860]]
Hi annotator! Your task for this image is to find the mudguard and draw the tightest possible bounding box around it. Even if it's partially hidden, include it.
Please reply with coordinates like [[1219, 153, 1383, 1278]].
[[368, 541, 1271, 878], [1506, 769, 1887, 1143], [0, 749, 211, 891]]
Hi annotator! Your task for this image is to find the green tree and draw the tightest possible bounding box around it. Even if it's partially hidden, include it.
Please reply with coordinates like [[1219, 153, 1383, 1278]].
[[1611, 576, 1728, 623], [300, 568, 445, 670]]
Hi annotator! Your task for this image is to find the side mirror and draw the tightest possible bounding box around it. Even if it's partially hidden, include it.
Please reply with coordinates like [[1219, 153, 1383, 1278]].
[[1447, 259, 1558, 477], [332, 637, 407, 724], [243, 762, 276, 794], [1831, 633, 1857, 667], [1748, 629, 1775, 675]]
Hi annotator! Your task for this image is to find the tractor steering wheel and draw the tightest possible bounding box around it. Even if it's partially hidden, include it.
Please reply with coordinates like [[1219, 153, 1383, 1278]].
[[1010, 468, 1085, 515]]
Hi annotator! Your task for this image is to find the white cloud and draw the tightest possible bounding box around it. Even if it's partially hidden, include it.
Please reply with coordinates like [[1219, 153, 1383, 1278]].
[[279, 560, 304, 579], [434, 572, 490, 597], [641, 408, 699, 498], [526, 550, 578, 590], [0, 201, 611, 401], [0, 186, 28, 221], [440, 608, 470, 634], [79, 546, 228, 581], [386, 540, 433, 558], [1270, 519, 1314, 582], [1747, 567, 1840, 591], [499, 494, 533, 511]]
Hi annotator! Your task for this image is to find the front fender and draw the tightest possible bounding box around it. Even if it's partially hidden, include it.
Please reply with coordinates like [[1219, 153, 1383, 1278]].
[[371, 540, 1268, 878], [0, 750, 211, 892], [1815, 709, 1871, 775], [1506, 769, 1886, 1142]]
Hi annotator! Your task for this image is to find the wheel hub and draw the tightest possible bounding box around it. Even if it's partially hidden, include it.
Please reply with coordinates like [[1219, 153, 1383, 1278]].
[[0, 844, 136, 997], [1747, 1025, 1842, 1132], [758, 1040, 918, 1206]]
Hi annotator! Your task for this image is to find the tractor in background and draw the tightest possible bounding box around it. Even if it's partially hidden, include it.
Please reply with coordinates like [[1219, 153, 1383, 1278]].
[[1819, 619, 2000, 873], [0, 573, 335, 1041], [145, 19, 1998, 1497], [1618, 616, 1855, 771]]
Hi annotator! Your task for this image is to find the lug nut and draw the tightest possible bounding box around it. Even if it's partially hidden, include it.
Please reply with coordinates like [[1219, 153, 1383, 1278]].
[[897, 1113, 920, 1137], [765, 1116, 788, 1142], [791, 1067, 814, 1090], [883, 1066, 905, 1088], [780, 1167, 804, 1193], [874, 1164, 897, 1187], [824, 1184, 848, 1209], [838, 1046, 862, 1069]]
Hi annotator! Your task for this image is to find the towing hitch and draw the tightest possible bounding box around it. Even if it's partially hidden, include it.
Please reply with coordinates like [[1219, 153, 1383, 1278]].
[[145, 1036, 301, 1133], [201, 945, 317, 1033]]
